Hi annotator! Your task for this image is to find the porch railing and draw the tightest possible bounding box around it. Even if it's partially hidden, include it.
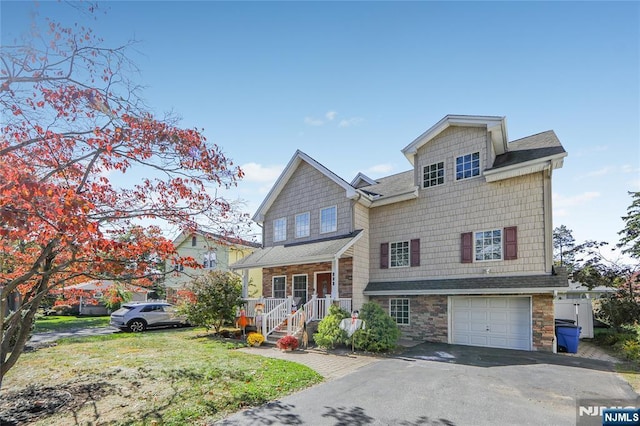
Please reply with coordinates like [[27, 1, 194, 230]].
[[260, 298, 290, 339], [242, 295, 353, 340]]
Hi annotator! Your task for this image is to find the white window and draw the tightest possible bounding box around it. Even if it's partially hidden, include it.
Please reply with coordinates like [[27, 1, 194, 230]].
[[203, 251, 217, 269], [273, 217, 287, 242], [390, 299, 410, 325], [475, 229, 502, 261], [423, 161, 444, 188], [455, 152, 480, 180], [295, 212, 310, 238], [293, 275, 308, 304], [390, 241, 409, 268], [272, 276, 286, 299], [320, 206, 337, 234]]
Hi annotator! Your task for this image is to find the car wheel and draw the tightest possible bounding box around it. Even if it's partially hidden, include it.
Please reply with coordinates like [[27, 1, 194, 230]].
[[128, 319, 147, 332]]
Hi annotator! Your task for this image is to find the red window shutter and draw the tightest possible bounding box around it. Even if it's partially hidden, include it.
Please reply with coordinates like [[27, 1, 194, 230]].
[[410, 239, 420, 267], [504, 226, 518, 260], [380, 243, 389, 269], [461, 232, 473, 263]]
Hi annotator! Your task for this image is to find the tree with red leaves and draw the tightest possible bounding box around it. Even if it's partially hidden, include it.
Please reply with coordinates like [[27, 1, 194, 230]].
[[0, 3, 247, 386]]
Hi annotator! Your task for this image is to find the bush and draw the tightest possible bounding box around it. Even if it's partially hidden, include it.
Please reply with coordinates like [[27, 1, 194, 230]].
[[621, 339, 640, 361], [276, 335, 299, 350], [246, 332, 265, 347], [52, 304, 77, 315], [177, 271, 243, 334], [313, 304, 350, 349], [352, 302, 400, 353], [596, 288, 640, 330]]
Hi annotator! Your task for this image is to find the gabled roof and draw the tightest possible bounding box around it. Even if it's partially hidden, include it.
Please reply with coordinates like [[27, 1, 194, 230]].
[[484, 130, 567, 182], [402, 115, 508, 165], [172, 230, 260, 249], [350, 172, 377, 188], [355, 170, 418, 207], [252, 150, 358, 223]]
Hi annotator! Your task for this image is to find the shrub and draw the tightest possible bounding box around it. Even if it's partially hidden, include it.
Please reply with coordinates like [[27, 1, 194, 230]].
[[596, 287, 640, 331], [351, 302, 400, 352], [276, 335, 299, 350], [313, 304, 350, 349], [246, 332, 265, 347], [177, 271, 243, 334], [621, 339, 640, 361], [52, 304, 76, 315]]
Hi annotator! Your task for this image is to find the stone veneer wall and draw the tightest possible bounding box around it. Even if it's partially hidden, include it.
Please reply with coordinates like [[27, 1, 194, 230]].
[[262, 258, 353, 299], [369, 295, 449, 343], [370, 293, 556, 351], [532, 294, 555, 352]]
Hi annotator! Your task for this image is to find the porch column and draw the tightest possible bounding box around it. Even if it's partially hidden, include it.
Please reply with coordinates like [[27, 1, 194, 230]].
[[241, 269, 249, 298], [331, 256, 339, 299]]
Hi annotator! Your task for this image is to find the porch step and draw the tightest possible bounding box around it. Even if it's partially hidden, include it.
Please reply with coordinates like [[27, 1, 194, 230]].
[[267, 329, 289, 344]]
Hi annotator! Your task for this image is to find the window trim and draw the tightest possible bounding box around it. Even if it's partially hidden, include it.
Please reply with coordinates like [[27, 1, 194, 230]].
[[474, 228, 503, 262], [389, 298, 410, 325], [272, 275, 286, 299], [273, 217, 287, 242], [455, 151, 481, 181], [319, 205, 337, 234], [295, 212, 310, 239], [422, 161, 445, 188], [292, 274, 308, 304], [390, 240, 410, 268]]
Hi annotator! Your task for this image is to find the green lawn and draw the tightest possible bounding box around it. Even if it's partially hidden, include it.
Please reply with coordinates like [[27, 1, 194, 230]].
[[33, 315, 111, 333], [2, 328, 322, 425]]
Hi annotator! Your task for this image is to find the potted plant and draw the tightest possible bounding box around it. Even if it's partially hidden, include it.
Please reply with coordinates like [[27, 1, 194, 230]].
[[276, 335, 299, 351], [246, 332, 265, 347]]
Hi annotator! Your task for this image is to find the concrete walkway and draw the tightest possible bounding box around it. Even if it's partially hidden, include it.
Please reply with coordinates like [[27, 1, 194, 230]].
[[238, 345, 382, 380], [561, 339, 621, 363]]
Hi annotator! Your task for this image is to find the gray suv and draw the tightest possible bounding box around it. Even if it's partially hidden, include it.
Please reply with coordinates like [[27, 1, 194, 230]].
[[110, 302, 188, 332]]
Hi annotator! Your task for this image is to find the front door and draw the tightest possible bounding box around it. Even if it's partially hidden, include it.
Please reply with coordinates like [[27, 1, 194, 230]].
[[316, 273, 332, 298]]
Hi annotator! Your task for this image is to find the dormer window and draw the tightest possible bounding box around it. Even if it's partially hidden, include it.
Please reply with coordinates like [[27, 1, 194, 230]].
[[455, 152, 480, 180]]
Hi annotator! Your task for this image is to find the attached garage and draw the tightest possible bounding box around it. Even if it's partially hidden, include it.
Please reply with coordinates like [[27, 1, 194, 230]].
[[450, 296, 531, 351]]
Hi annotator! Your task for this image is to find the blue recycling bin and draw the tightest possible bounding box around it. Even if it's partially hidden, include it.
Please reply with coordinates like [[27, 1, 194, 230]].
[[556, 325, 581, 353]]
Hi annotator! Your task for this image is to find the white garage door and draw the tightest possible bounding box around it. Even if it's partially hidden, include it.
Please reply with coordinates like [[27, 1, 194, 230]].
[[451, 296, 531, 350]]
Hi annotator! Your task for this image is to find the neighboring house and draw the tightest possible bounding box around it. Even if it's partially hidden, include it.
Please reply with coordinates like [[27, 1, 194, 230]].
[[232, 114, 568, 352], [56, 280, 150, 315], [164, 231, 262, 301]]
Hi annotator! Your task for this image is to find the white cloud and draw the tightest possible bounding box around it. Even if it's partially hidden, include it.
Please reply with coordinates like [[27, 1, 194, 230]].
[[325, 110, 337, 121], [338, 117, 364, 128], [553, 191, 601, 208], [366, 163, 394, 174], [304, 117, 324, 126], [585, 167, 613, 178], [240, 162, 284, 183]]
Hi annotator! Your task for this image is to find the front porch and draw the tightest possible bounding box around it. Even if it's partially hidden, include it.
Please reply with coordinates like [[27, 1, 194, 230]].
[[241, 295, 352, 342]]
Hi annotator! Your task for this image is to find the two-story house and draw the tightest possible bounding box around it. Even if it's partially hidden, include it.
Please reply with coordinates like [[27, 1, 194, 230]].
[[165, 231, 262, 301], [232, 115, 568, 351]]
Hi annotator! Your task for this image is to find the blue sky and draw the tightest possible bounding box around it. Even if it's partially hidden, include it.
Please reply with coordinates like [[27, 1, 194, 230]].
[[2, 1, 639, 253]]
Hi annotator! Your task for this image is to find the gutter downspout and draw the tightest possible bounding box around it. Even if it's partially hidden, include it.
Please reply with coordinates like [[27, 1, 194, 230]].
[[543, 161, 553, 273]]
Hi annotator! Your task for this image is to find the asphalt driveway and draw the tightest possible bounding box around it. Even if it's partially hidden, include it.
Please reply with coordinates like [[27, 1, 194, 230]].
[[217, 342, 638, 426]]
